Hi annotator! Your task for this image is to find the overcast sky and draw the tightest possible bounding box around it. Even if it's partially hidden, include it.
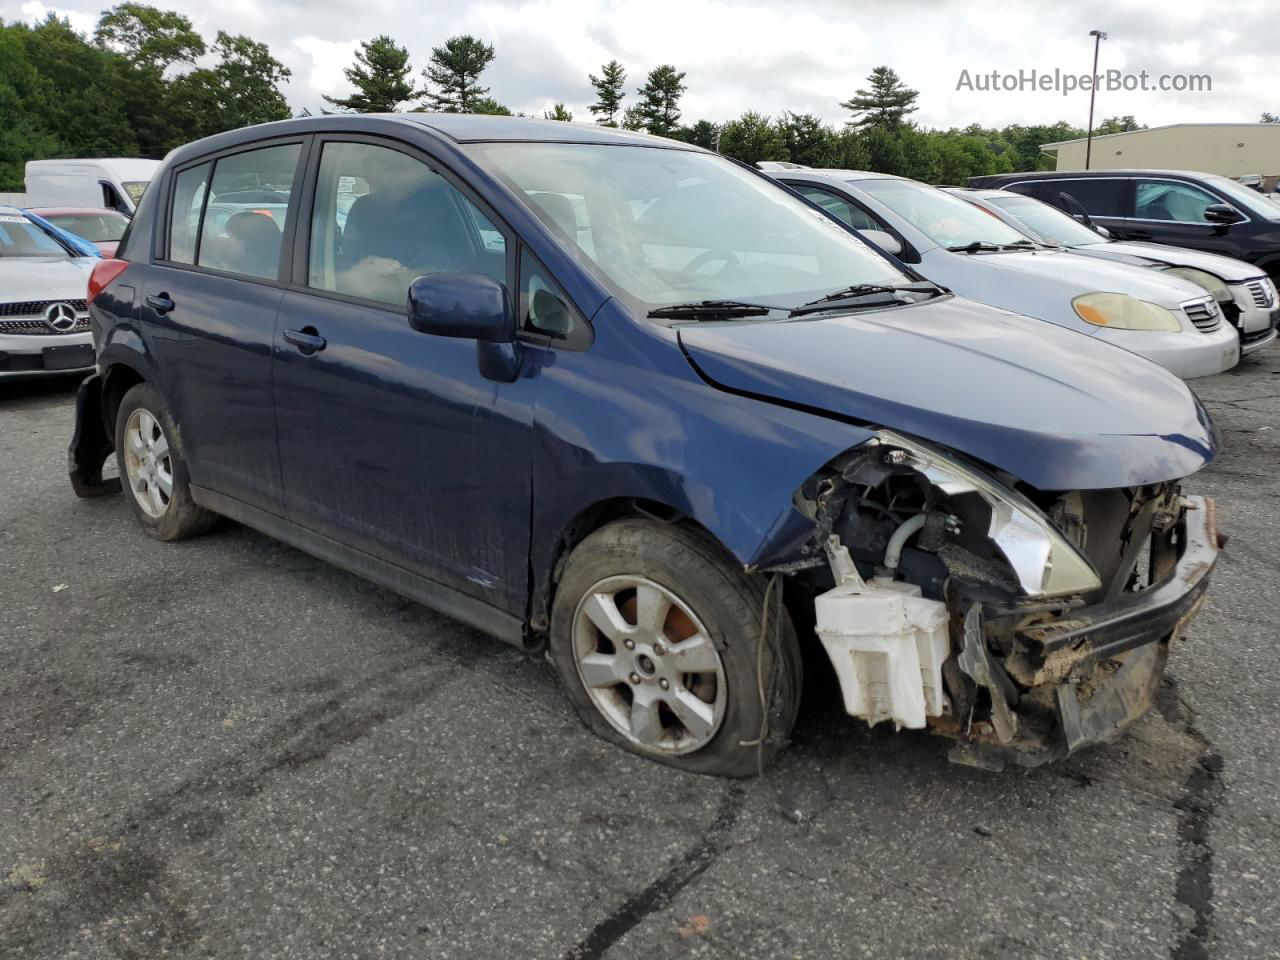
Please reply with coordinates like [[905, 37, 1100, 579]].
[[7, 0, 1276, 132]]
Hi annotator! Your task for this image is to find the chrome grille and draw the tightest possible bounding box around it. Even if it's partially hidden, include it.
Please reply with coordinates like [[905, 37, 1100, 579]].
[[0, 299, 88, 318], [0, 315, 90, 336], [1246, 279, 1276, 308], [1182, 297, 1222, 333]]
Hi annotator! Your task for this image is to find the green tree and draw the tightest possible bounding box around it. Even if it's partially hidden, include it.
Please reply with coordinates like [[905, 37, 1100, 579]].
[[1262, 112, 1279, 123], [471, 96, 511, 115], [1095, 115, 1144, 135], [544, 102, 573, 121], [171, 31, 291, 139], [324, 35, 416, 113], [841, 66, 918, 130], [588, 59, 626, 126], [671, 119, 718, 150], [635, 64, 686, 136], [94, 2, 203, 71], [421, 35, 494, 113], [780, 112, 836, 167], [0, 23, 61, 188], [620, 104, 646, 131], [718, 112, 788, 166]]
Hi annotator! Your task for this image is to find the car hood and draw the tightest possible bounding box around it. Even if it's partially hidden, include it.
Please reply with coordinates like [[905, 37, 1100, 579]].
[[0, 256, 94, 301], [1089, 241, 1264, 281], [948, 248, 1211, 307], [678, 295, 1217, 491]]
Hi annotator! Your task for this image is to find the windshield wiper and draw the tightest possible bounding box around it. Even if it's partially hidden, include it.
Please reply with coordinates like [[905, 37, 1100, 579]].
[[789, 282, 941, 316], [946, 241, 1004, 253], [647, 299, 776, 319]]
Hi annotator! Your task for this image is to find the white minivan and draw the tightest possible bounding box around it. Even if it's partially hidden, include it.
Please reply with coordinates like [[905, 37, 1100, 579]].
[[24, 158, 160, 217]]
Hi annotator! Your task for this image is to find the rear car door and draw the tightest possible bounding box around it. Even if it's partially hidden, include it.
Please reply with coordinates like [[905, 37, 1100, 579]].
[[146, 139, 305, 516], [271, 136, 539, 612], [1129, 178, 1248, 257]]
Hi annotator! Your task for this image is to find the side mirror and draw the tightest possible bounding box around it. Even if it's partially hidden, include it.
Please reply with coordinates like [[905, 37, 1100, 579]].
[[860, 229, 903, 257], [1094, 225, 1112, 239], [408, 272, 513, 342], [1204, 204, 1243, 225]]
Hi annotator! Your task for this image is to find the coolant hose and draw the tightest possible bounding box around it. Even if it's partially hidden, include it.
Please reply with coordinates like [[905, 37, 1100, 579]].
[[884, 513, 927, 572]]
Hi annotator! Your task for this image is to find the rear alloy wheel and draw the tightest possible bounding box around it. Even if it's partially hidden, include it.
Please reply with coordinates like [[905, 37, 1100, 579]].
[[114, 383, 217, 541], [550, 519, 802, 777]]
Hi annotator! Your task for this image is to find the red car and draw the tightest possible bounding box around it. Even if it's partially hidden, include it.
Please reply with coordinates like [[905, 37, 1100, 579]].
[[26, 207, 130, 257]]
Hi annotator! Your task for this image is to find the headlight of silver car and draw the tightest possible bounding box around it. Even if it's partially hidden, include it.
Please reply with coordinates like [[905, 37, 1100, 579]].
[[1162, 266, 1231, 304], [1072, 292, 1182, 332], [876, 430, 1102, 598]]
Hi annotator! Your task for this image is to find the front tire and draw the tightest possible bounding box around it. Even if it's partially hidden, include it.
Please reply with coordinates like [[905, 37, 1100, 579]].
[[549, 519, 802, 777], [114, 382, 216, 541]]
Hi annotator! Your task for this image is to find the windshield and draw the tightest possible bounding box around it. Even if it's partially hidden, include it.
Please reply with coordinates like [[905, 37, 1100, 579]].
[[473, 143, 908, 309], [1203, 175, 1280, 221], [0, 213, 70, 258], [45, 212, 128, 243], [121, 180, 149, 206], [858, 179, 1031, 249], [988, 196, 1106, 247]]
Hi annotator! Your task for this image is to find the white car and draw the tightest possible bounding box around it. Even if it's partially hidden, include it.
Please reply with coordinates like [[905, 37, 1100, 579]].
[[775, 170, 1240, 380], [947, 186, 1279, 356], [0, 207, 97, 379]]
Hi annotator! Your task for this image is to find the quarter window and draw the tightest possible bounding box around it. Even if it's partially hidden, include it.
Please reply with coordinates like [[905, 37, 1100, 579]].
[[168, 163, 210, 264], [520, 251, 584, 342], [1134, 181, 1223, 223], [307, 141, 506, 307], [794, 185, 881, 231], [195, 144, 301, 280]]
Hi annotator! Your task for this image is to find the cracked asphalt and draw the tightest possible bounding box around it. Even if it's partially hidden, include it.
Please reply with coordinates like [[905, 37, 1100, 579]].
[[2, 348, 1278, 960]]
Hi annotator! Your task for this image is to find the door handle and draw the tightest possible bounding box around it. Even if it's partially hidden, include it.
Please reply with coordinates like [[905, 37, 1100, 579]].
[[283, 326, 326, 355], [145, 293, 175, 314]]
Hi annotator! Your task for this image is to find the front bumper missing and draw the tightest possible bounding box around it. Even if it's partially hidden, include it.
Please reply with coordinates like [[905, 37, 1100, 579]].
[[946, 496, 1220, 771]]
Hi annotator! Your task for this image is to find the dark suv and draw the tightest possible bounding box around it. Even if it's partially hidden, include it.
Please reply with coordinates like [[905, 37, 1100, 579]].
[[69, 115, 1221, 775], [969, 169, 1280, 279]]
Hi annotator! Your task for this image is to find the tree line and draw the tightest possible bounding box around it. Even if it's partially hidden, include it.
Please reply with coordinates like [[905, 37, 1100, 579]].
[[2, 8, 1140, 191]]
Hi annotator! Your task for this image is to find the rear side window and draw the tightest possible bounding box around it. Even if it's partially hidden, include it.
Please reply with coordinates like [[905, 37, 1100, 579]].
[[196, 144, 301, 280], [307, 141, 506, 307], [168, 163, 210, 264], [1045, 179, 1126, 217]]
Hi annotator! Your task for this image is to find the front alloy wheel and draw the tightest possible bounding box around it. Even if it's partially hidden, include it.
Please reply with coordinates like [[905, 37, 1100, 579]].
[[573, 576, 727, 756]]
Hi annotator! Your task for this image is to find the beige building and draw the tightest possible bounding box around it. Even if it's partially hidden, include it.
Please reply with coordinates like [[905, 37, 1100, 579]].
[[1042, 123, 1280, 179]]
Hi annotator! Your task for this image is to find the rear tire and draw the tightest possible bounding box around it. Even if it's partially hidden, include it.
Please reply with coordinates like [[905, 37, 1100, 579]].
[[114, 382, 217, 541], [549, 518, 802, 777]]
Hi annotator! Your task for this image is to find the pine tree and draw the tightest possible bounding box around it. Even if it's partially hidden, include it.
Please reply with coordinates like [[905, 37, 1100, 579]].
[[635, 64, 686, 136], [324, 35, 416, 113], [544, 102, 572, 121], [588, 59, 625, 126], [840, 66, 918, 130], [420, 35, 494, 113]]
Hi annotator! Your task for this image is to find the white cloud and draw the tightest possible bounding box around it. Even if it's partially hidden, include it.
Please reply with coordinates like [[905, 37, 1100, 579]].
[[294, 36, 359, 95], [18, 0, 94, 35]]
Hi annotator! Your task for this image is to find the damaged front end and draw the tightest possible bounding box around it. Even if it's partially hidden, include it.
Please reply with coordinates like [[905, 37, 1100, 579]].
[[784, 432, 1221, 771]]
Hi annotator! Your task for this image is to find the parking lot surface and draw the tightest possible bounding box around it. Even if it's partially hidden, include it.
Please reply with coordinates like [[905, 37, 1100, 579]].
[[2, 352, 1279, 960]]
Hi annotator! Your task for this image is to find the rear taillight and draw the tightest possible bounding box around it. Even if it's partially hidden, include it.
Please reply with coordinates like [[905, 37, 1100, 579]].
[[88, 259, 130, 304]]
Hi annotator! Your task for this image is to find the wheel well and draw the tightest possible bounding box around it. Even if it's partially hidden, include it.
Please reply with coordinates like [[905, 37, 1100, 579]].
[[101, 363, 145, 435]]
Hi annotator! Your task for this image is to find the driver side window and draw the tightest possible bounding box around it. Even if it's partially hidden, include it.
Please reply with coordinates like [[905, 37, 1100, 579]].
[[1134, 181, 1222, 223]]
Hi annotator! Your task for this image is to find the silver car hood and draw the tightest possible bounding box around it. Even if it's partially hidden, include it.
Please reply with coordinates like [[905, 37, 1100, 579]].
[[1081, 241, 1266, 281], [945, 248, 1213, 308], [0, 256, 95, 303]]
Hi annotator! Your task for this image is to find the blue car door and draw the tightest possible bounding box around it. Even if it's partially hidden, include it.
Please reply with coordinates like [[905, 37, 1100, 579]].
[[271, 137, 539, 615], [142, 140, 306, 516]]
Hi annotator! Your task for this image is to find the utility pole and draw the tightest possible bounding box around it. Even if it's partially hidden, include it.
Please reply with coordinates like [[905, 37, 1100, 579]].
[[1085, 29, 1107, 170]]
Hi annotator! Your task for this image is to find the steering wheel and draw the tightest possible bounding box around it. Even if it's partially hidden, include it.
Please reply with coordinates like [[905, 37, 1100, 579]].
[[678, 247, 741, 281]]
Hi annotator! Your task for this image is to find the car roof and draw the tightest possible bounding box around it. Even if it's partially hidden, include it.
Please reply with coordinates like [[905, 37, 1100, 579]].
[[780, 169, 908, 183], [945, 186, 1022, 200], [165, 113, 699, 167], [988, 169, 1220, 180], [25, 207, 124, 217], [0, 206, 28, 217]]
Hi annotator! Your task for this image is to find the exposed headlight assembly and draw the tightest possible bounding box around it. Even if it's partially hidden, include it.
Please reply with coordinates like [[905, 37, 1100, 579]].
[[1162, 267, 1231, 304], [1072, 292, 1181, 331], [875, 431, 1102, 598]]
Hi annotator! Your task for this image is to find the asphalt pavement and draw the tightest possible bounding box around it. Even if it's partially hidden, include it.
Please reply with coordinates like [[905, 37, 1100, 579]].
[[2, 349, 1278, 960]]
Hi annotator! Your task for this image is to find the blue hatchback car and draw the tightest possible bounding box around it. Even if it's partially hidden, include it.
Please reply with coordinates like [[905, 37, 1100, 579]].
[[72, 115, 1221, 775]]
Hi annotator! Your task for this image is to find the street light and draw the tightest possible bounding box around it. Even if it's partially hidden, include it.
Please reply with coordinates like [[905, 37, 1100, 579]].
[[1085, 29, 1108, 170]]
